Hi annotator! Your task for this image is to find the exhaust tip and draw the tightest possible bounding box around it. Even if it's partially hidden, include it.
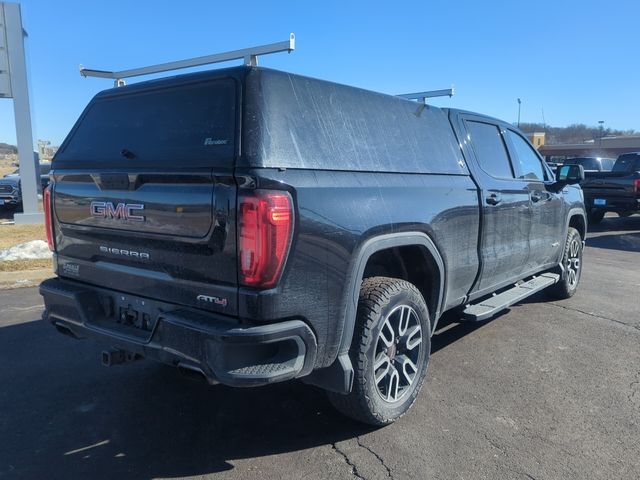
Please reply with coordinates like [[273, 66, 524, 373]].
[[177, 363, 213, 384], [53, 322, 81, 339], [101, 350, 114, 367]]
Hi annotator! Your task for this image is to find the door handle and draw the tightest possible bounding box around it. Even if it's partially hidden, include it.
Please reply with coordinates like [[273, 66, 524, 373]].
[[486, 193, 502, 206]]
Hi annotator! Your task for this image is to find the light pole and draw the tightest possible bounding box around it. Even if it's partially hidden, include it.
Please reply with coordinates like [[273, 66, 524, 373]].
[[598, 120, 605, 148], [517, 98, 522, 128]]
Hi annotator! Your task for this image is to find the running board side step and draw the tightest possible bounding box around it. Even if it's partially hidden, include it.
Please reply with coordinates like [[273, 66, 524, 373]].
[[462, 273, 560, 321]]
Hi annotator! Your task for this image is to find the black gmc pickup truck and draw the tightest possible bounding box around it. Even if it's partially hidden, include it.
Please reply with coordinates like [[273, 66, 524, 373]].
[[40, 66, 586, 425], [581, 152, 640, 224]]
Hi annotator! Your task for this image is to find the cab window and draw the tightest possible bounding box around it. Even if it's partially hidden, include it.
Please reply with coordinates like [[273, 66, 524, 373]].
[[506, 130, 547, 181], [466, 121, 514, 179]]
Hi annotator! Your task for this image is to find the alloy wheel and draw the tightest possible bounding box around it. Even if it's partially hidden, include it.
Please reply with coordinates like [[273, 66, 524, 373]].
[[373, 305, 423, 403], [567, 238, 581, 288]]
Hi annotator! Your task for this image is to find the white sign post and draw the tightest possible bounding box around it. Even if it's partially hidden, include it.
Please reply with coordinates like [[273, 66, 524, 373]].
[[1, 2, 42, 224]]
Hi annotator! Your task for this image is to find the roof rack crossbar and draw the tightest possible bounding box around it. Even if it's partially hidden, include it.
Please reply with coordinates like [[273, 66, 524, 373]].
[[397, 86, 455, 104], [79, 33, 295, 87]]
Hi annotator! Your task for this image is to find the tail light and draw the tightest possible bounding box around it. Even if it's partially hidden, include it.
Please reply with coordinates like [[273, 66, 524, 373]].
[[44, 185, 55, 251], [634, 179, 640, 195], [238, 190, 294, 288]]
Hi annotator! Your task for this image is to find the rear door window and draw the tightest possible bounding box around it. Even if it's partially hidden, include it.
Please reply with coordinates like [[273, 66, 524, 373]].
[[466, 121, 514, 179], [506, 130, 547, 181], [56, 79, 237, 167]]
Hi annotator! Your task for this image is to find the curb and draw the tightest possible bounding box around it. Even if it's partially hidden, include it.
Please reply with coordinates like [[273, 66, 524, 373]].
[[0, 268, 53, 290]]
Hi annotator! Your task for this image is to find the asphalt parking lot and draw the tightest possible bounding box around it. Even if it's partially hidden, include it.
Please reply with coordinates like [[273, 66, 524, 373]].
[[1, 215, 639, 480]]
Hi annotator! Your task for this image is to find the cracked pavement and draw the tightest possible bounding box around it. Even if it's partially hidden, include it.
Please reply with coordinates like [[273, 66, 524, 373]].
[[1, 214, 639, 479]]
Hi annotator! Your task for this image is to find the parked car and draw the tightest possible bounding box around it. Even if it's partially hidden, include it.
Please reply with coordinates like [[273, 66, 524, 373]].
[[39, 66, 586, 425], [581, 152, 640, 223], [562, 157, 615, 173], [0, 163, 52, 209]]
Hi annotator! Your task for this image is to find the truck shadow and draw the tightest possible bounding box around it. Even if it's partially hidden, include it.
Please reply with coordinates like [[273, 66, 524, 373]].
[[587, 215, 640, 233], [0, 311, 485, 480], [431, 311, 498, 354], [585, 215, 640, 252], [586, 232, 640, 253]]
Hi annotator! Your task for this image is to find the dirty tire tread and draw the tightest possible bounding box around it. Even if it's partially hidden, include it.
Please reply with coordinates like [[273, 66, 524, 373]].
[[328, 276, 431, 426]]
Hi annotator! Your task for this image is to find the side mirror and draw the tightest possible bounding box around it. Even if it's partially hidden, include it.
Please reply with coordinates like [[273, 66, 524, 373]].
[[556, 164, 584, 185]]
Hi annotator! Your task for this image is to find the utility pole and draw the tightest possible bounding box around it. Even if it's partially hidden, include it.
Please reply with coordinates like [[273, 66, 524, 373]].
[[517, 98, 522, 128], [598, 120, 605, 148]]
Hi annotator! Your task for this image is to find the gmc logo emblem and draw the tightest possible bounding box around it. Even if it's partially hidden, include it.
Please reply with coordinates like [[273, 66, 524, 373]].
[[90, 201, 145, 222]]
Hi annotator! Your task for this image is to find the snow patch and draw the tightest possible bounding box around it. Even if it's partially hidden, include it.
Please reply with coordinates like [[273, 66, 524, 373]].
[[0, 240, 52, 261]]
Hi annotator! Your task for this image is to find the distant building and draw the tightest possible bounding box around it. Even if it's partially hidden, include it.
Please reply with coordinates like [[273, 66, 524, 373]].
[[37, 139, 59, 161], [539, 135, 640, 161], [527, 132, 546, 149]]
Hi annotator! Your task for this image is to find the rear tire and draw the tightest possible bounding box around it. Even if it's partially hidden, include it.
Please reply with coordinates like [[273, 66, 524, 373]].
[[588, 209, 605, 225], [546, 227, 583, 299], [328, 276, 431, 426]]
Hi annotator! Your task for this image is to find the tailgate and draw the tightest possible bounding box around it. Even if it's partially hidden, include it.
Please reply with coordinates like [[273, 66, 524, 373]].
[[52, 169, 237, 315], [582, 176, 636, 200]]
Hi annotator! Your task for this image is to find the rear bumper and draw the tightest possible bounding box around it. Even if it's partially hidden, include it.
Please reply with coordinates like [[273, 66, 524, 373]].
[[39, 277, 317, 387]]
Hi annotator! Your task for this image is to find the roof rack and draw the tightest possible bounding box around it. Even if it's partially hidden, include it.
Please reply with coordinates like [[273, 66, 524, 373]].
[[79, 33, 295, 87], [397, 86, 455, 104]]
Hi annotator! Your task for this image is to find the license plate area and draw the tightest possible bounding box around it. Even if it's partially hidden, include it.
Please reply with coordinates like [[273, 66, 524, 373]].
[[87, 292, 161, 341], [594, 198, 607, 206], [0, 199, 4, 205], [117, 304, 153, 331]]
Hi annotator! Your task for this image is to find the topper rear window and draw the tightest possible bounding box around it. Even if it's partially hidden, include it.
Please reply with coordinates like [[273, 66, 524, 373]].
[[55, 78, 236, 166], [613, 154, 640, 173]]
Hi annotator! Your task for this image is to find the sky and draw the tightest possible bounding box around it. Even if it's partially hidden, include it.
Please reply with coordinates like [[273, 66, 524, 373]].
[[1, 0, 639, 146]]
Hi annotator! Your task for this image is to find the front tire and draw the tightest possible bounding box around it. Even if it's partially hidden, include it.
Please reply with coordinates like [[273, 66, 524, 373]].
[[328, 277, 431, 426], [547, 227, 583, 299]]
